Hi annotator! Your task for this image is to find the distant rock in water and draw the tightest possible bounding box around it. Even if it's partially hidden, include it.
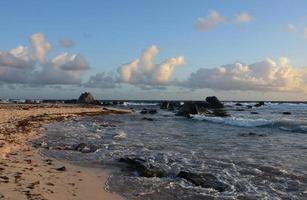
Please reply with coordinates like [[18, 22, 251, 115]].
[[176, 102, 208, 117], [77, 92, 100, 105], [140, 108, 157, 114], [282, 111, 291, 115], [176, 96, 229, 117], [254, 101, 265, 107], [205, 96, 224, 108]]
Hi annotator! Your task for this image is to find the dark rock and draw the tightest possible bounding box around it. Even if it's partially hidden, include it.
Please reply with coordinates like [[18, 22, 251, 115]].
[[250, 112, 259, 114], [177, 171, 229, 192], [282, 112, 291, 115], [56, 166, 66, 171], [254, 101, 265, 107], [176, 102, 208, 117], [73, 143, 96, 153], [205, 96, 224, 108], [140, 109, 157, 114], [247, 105, 253, 109], [142, 117, 154, 121], [238, 132, 267, 137], [77, 92, 96, 104], [235, 109, 245, 111], [119, 157, 166, 178], [235, 103, 243, 106]]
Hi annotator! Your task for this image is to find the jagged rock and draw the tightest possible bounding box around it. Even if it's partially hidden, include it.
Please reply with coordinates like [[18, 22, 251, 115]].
[[235, 103, 243, 106], [77, 92, 99, 104], [176, 102, 209, 117], [177, 171, 229, 192], [119, 157, 166, 178], [205, 96, 224, 108]]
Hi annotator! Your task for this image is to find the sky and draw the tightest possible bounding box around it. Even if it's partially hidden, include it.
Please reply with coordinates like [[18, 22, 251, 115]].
[[1, 0, 307, 100]]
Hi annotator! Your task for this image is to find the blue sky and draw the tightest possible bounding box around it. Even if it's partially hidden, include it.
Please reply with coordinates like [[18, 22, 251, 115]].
[[1, 1, 307, 100]]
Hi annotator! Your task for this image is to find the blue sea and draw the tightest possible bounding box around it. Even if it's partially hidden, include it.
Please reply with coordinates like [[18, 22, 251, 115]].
[[35, 102, 307, 199]]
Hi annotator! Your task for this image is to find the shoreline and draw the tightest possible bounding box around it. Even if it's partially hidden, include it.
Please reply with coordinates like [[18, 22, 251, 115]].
[[0, 103, 130, 200]]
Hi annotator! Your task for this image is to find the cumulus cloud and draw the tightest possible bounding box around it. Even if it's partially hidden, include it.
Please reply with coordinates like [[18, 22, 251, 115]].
[[195, 10, 227, 31], [0, 33, 89, 86], [235, 12, 252, 24], [59, 38, 74, 48], [30, 33, 52, 64], [117, 45, 185, 87], [287, 24, 296, 32], [180, 57, 307, 92]]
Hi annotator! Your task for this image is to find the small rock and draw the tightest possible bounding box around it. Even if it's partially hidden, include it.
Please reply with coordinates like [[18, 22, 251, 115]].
[[250, 112, 259, 114], [282, 112, 291, 115], [56, 166, 66, 171]]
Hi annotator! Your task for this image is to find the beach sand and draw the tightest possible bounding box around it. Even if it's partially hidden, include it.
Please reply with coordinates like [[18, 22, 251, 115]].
[[0, 103, 129, 200]]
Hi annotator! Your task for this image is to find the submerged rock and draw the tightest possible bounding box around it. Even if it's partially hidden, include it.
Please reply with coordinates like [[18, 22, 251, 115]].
[[119, 157, 166, 178], [282, 111, 291, 115], [142, 117, 154, 121], [250, 112, 259, 115], [238, 132, 267, 137], [73, 143, 97, 153], [177, 171, 229, 192], [140, 108, 157, 114]]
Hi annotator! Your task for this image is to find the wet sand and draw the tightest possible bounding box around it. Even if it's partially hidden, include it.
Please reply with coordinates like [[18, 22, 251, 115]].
[[0, 103, 129, 200]]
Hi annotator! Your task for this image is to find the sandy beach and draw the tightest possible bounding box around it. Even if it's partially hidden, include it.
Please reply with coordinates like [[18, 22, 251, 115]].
[[0, 103, 129, 200]]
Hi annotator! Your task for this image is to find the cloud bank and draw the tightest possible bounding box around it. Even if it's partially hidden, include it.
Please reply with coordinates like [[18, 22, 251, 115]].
[[0, 33, 89, 86], [180, 57, 307, 92]]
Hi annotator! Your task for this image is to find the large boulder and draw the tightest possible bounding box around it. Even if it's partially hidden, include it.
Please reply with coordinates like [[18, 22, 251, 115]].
[[176, 102, 208, 117], [77, 92, 97, 104], [177, 171, 229, 192], [205, 96, 224, 108]]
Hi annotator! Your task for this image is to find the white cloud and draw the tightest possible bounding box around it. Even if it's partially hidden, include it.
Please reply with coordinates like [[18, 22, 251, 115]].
[[0, 33, 90, 86], [195, 10, 227, 31], [180, 57, 307, 92], [30, 33, 52, 64], [59, 38, 74, 48], [118, 45, 185, 87], [235, 12, 252, 24], [287, 24, 296, 32]]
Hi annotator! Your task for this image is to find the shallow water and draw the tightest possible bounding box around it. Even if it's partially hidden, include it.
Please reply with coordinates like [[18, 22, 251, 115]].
[[35, 102, 307, 199]]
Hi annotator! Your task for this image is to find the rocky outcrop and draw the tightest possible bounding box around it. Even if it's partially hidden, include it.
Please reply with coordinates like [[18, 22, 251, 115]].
[[205, 96, 224, 108], [254, 101, 265, 107], [77, 92, 99, 104], [176, 102, 208, 117], [176, 97, 229, 117], [177, 171, 229, 192], [119, 157, 166, 178]]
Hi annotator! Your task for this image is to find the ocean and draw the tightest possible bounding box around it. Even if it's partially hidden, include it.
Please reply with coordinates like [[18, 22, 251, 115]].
[[35, 101, 307, 199]]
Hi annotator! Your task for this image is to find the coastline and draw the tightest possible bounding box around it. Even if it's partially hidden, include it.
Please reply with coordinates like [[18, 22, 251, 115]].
[[0, 103, 129, 200]]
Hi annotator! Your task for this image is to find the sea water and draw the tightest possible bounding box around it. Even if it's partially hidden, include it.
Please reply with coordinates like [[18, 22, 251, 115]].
[[35, 102, 307, 199]]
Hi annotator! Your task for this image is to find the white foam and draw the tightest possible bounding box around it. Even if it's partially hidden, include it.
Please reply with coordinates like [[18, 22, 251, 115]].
[[114, 131, 127, 139], [123, 102, 158, 106], [191, 115, 272, 127]]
